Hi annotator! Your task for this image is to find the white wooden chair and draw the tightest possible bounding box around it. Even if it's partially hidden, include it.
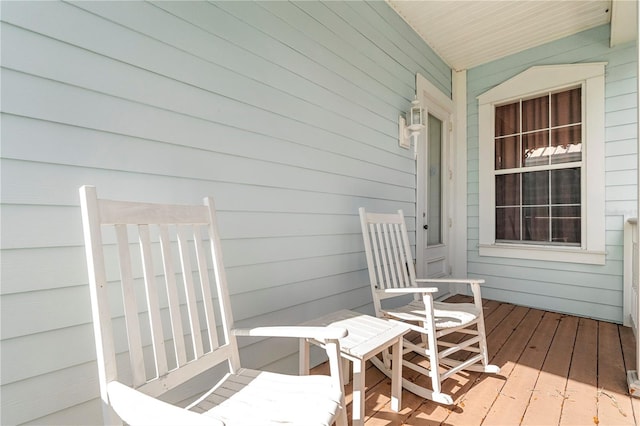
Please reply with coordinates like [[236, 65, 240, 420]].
[[358, 207, 500, 405], [79, 185, 348, 426]]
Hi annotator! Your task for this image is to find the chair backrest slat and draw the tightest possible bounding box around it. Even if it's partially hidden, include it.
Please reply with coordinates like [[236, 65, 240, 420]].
[[387, 222, 405, 289], [359, 208, 417, 294], [398, 218, 417, 286], [176, 226, 205, 359], [158, 224, 188, 367], [193, 226, 220, 350], [392, 222, 412, 286], [373, 223, 390, 289], [114, 224, 147, 386], [382, 223, 397, 288], [204, 197, 241, 371], [79, 186, 240, 408], [138, 224, 169, 377]]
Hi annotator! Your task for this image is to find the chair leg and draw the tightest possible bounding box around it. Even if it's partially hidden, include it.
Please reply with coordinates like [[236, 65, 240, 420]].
[[390, 338, 402, 412], [342, 358, 350, 385], [426, 330, 444, 397], [475, 314, 501, 374], [420, 322, 427, 347], [335, 403, 348, 426], [370, 355, 455, 405], [422, 294, 448, 400], [299, 339, 310, 375], [352, 359, 365, 426], [380, 346, 392, 370]]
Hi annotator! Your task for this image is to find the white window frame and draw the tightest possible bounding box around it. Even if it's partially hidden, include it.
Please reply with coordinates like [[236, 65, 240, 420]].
[[477, 63, 607, 265]]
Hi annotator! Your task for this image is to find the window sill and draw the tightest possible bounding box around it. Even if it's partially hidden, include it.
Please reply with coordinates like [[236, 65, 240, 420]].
[[478, 243, 606, 265]]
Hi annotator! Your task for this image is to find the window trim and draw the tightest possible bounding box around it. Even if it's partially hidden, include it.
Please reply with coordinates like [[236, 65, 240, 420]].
[[477, 63, 607, 265]]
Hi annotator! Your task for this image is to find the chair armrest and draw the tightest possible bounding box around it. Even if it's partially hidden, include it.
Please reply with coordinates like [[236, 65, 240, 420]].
[[234, 326, 347, 393], [233, 326, 348, 340], [416, 278, 485, 308], [384, 287, 439, 294], [416, 278, 485, 285], [107, 381, 223, 426]]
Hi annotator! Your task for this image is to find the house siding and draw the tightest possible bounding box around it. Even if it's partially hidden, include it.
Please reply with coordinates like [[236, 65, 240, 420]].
[[0, 1, 450, 424], [467, 24, 637, 324]]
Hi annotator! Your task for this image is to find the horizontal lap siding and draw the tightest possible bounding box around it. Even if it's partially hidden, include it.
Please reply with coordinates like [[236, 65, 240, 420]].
[[467, 24, 637, 324], [0, 1, 450, 424]]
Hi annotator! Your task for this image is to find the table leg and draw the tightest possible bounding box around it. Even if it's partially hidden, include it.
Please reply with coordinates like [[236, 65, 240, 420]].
[[352, 358, 365, 426], [299, 338, 310, 375], [390, 338, 402, 412], [342, 357, 350, 385]]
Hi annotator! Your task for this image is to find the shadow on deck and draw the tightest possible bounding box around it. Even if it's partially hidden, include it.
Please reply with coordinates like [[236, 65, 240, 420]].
[[311, 297, 640, 425]]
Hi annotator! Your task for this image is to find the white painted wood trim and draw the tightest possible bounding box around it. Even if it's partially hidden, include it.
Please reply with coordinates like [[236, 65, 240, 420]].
[[623, 217, 637, 328], [635, 16, 640, 394], [478, 244, 606, 265], [477, 63, 608, 104], [416, 73, 457, 294], [417, 73, 454, 111], [452, 70, 468, 285], [610, 0, 638, 47], [477, 63, 607, 265]]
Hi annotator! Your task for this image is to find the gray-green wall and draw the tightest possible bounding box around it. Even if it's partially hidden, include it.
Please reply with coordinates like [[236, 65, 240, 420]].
[[0, 1, 450, 424], [466, 25, 638, 323]]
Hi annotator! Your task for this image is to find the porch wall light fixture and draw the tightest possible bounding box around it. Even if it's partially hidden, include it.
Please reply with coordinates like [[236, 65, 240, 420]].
[[398, 96, 425, 156]]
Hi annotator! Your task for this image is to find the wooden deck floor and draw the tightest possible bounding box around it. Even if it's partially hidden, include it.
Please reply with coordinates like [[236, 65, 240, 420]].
[[312, 297, 640, 425]]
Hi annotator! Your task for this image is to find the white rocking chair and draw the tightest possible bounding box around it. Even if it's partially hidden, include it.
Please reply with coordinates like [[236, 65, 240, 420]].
[[80, 185, 348, 426], [359, 208, 500, 405]]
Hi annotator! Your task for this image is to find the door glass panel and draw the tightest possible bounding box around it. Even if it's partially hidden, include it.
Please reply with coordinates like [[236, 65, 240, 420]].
[[427, 114, 442, 246]]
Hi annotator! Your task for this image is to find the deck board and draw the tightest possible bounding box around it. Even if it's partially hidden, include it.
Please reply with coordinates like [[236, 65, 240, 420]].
[[619, 324, 640, 420], [520, 314, 578, 426], [444, 305, 541, 426], [310, 298, 640, 425], [597, 321, 635, 425], [559, 317, 598, 425], [483, 310, 561, 425]]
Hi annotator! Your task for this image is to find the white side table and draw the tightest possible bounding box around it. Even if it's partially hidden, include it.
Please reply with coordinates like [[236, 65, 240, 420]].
[[299, 310, 410, 426]]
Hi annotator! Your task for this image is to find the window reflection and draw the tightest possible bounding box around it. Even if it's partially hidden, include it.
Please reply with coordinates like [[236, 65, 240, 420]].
[[523, 131, 548, 167], [550, 125, 582, 164]]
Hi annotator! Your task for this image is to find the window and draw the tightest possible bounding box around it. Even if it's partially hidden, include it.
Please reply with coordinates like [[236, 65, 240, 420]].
[[495, 88, 582, 245], [477, 63, 606, 265]]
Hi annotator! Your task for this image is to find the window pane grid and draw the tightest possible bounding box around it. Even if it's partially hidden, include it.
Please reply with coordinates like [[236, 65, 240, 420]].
[[494, 161, 582, 175], [494, 87, 582, 246]]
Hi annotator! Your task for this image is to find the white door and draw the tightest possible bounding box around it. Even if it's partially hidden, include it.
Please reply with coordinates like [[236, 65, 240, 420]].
[[421, 113, 449, 277], [416, 83, 454, 299]]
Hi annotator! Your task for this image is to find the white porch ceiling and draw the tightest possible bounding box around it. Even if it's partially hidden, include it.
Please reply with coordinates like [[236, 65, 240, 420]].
[[386, 0, 637, 71]]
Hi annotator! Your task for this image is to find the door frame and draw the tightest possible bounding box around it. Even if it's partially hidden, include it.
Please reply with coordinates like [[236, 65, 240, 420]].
[[415, 73, 466, 292]]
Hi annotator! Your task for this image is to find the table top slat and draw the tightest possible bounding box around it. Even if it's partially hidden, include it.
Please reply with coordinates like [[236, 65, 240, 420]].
[[301, 310, 409, 359]]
